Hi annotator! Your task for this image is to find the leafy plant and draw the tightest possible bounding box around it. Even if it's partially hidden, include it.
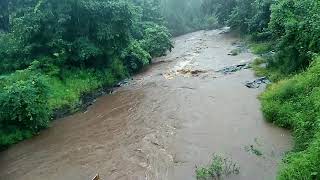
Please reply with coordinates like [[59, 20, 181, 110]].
[[140, 22, 173, 57], [268, 0, 320, 73], [0, 71, 50, 149], [122, 40, 151, 73], [195, 154, 240, 180], [245, 145, 263, 156]]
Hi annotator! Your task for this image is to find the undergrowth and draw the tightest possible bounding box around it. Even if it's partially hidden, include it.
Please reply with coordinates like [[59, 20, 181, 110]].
[[260, 56, 320, 179], [195, 154, 240, 180]]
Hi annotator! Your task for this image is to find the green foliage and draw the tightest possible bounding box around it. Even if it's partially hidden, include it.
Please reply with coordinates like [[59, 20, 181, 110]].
[[195, 154, 240, 180], [122, 40, 151, 73], [132, 0, 164, 25], [0, 0, 9, 32], [201, 0, 237, 25], [0, 0, 172, 149], [268, 0, 320, 73], [0, 70, 50, 149], [245, 145, 263, 156], [204, 16, 219, 30], [261, 57, 320, 179], [140, 23, 173, 57], [161, 0, 220, 36], [0, 0, 159, 72], [278, 134, 320, 180], [228, 0, 255, 33], [249, 42, 273, 55], [47, 68, 119, 110], [248, 0, 274, 33], [226, 0, 273, 34]]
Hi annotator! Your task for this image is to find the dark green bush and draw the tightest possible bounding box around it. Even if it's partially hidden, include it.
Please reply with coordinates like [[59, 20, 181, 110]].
[[201, 0, 237, 25], [0, 0, 174, 150], [140, 23, 173, 57], [269, 0, 320, 73], [204, 16, 219, 30], [0, 0, 135, 72], [122, 40, 151, 73], [0, 72, 50, 149], [227, 0, 273, 34]]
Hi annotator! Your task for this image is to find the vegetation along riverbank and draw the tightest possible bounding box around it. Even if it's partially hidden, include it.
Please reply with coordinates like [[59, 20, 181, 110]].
[[1, 0, 320, 179]]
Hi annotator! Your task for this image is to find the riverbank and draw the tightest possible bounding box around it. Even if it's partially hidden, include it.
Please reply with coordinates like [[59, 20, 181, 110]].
[[249, 39, 320, 180], [0, 29, 292, 180]]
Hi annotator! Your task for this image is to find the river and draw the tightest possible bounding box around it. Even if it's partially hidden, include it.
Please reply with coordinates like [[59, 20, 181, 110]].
[[0, 29, 292, 180]]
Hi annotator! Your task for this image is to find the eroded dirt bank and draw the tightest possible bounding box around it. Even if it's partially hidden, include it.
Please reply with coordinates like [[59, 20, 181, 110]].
[[0, 29, 292, 180]]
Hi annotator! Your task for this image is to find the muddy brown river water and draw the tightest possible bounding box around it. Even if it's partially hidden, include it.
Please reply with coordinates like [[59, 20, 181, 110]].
[[0, 29, 292, 180]]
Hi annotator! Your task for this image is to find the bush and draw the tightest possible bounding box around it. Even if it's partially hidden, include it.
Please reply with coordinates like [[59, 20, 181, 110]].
[[0, 72, 50, 149], [0, 0, 135, 72], [122, 40, 151, 73], [269, 0, 320, 73], [140, 23, 173, 57], [228, 0, 255, 33], [227, 0, 273, 34], [260, 57, 320, 179], [205, 16, 219, 30], [201, 0, 237, 25], [249, 42, 273, 54], [47, 65, 127, 110], [278, 134, 320, 180]]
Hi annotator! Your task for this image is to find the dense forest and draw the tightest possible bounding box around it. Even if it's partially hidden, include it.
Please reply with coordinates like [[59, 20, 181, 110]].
[[0, 0, 173, 150], [1, 0, 320, 179]]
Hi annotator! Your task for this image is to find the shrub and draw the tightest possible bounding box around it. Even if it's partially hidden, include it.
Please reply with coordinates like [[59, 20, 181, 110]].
[[0, 72, 50, 148], [205, 16, 219, 30], [269, 0, 320, 73], [260, 57, 320, 179], [0, 0, 135, 73], [122, 40, 151, 73], [0, 0, 174, 150], [47, 66, 126, 110], [140, 23, 173, 57], [195, 154, 240, 180]]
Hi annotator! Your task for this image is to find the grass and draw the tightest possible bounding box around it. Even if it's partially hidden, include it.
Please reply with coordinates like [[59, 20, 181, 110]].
[[47, 68, 120, 110], [195, 154, 240, 180], [249, 42, 273, 55], [250, 58, 287, 82], [249, 39, 320, 179], [260, 57, 320, 179], [0, 58, 129, 149], [248, 40, 289, 82], [48, 57, 128, 111]]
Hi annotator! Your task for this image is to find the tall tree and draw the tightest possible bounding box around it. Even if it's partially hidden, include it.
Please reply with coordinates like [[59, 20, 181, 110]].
[[0, 0, 9, 32]]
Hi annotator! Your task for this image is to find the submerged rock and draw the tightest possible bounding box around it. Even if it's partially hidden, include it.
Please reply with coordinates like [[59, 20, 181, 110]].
[[115, 78, 132, 87], [245, 77, 271, 88], [217, 63, 250, 74], [228, 49, 241, 56], [177, 69, 207, 76], [228, 41, 248, 56]]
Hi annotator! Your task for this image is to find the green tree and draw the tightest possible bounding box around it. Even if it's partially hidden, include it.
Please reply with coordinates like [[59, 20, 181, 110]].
[[269, 0, 320, 73], [0, 0, 9, 32]]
